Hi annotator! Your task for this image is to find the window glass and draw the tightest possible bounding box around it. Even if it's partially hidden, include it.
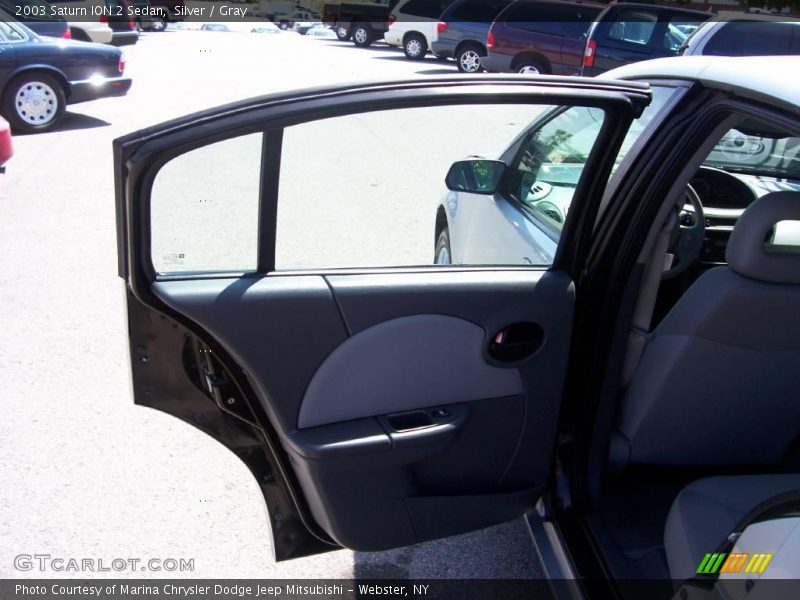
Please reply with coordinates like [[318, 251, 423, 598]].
[[512, 107, 604, 232], [704, 127, 800, 179], [704, 21, 796, 56], [276, 103, 606, 269], [607, 11, 658, 45], [449, 0, 509, 22], [509, 5, 598, 36], [0, 20, 25, 41], [664, 16, 703, 51], [399, 0, 449, 19], [506, 85, 677, 233], [150, 133, 262, 275]]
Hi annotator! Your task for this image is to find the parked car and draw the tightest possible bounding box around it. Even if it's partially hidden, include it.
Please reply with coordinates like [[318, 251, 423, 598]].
[[0, 0, 71, 38], [295, 21, 323, 34], [0, 115, 11, 172], [129, 0, 169, 32], [580, 3, 710, 76], [106, 0, 140, 46], [679, 13, 800, 57], [306, 25, 338, 39], [200, 23, 230, 32], [431, 0, 513, 72], [148, 0, 185, 23], [46, 0, 115, 43], [0, 16, 131, 132], [322, 0, 396, 45], [276, 9, 322, 30], [384, 0, 455, 59], [113, 53, 800, 594], [482, 0, 603, 74], [251, 23, 282, 34]]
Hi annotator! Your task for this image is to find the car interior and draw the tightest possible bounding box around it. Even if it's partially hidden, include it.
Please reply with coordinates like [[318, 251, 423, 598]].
[[580, 112, 800, 590]]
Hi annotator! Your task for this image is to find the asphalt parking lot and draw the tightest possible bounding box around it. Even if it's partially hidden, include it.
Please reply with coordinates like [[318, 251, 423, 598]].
[[0, 29, 543, 578]]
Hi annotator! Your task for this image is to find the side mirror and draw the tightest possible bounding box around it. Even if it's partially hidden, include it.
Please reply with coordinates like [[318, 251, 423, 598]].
[[445, 159, 507, 195]]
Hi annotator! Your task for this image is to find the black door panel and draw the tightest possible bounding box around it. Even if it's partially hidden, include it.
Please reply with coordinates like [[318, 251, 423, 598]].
[[151, 270, 573, 550], [115, 77, 649, 558]]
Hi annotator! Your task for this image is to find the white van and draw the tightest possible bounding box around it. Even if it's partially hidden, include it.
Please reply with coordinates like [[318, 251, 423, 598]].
[[384, 0, 452, 60], [47, 0, 114, 43]]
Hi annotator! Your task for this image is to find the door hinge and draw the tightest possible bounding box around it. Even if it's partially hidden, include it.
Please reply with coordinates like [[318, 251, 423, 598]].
[[195, 341, 256, 425]]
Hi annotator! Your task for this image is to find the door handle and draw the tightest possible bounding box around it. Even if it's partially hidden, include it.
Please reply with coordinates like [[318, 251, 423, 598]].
[[489, 322, 544, 362]]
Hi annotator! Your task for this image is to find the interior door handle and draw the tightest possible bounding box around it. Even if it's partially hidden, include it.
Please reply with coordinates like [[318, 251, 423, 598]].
[[489, 322, 544, 362]]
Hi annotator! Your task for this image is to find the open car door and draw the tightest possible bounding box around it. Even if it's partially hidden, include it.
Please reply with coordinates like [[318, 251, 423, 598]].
[[114, 77, 650, 560]]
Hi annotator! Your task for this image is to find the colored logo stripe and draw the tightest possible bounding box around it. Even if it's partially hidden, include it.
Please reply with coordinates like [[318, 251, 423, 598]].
[[697, 552, 773, 575], [744, 553, 773, 574], [720, 553, 749, 574], [697, 553, 727, 574]]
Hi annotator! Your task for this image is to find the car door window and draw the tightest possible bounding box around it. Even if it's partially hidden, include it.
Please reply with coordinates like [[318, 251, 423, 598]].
[[511, 106, 604, 232], [704, 21, 796, 56], [509, 84, 679, 234], [607, 11, 658, 46], [150, 133, 262, 275], [399, 0, 450, 19], [275, 103, 567, 269], [448, 0, 509, 22], [0, 20, 26, 41]]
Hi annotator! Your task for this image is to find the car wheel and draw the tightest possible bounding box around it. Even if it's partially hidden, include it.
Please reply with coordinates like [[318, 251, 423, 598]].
[[434, 229, 452, 265], [151, 18, 166, 32], [352, 24, 372, 47], [456, 44, 484, 73], [278, 22, 289, 30], [2, 73, 66, 134], [514, 58, 548, 75], [335, 25, 350, 40], [403, 33, 427, 60]]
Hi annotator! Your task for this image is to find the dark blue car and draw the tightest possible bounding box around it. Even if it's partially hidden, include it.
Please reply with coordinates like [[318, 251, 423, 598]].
[[0, 0, 70, 38], [0, 16, 131, 133], [431, 0, 513, 72]]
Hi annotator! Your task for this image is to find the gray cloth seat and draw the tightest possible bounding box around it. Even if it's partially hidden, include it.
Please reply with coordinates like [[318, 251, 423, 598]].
[[611, 192, 800, 467], [664, 474, 800, 581]]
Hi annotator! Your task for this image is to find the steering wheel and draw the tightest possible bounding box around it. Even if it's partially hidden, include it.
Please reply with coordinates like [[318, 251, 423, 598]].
[[662, 183, 705, 280]]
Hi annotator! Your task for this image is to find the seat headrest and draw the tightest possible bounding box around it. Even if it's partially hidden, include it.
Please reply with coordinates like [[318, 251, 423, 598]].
[[727, 191, 800, 284]]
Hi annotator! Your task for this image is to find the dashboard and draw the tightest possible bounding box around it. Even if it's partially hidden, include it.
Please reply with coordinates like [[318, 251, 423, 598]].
[[689, 166, 800, 264]]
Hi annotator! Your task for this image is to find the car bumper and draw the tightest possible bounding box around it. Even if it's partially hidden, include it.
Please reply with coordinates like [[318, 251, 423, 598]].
[[384, 30, 401, 47], [431, 41, 453, 59], [0, 117, 12, 171], [69, 22, 113, 44], [111, 30, 140, 46], [481, 51, 513, 73], [69, 76, 132, 104]]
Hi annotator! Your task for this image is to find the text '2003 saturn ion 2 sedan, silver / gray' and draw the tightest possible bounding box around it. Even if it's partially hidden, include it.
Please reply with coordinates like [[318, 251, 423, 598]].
[[114, 55, 800, 599]]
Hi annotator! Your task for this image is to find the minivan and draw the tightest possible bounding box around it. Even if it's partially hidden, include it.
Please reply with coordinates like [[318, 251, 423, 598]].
[[385, 0, 455, 59], [431, 0, 514, 72], [482, 0, 603, 74], [580, 3, 710, 76]]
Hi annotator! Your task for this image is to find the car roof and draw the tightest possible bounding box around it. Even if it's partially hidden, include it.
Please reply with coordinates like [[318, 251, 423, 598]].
[[601, 55, 800, 115]]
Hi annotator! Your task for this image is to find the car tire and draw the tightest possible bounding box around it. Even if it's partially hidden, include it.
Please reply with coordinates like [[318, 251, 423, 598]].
[[456, 44, 484, 73], [335, 25, 350, 40], [151, 17, 167, 32], [514, 58, 549, 75], [434, 229, 452, 265], [403, 33, 427, 60], [2, 73, 66, 134], [352, 23, 372, 47]]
